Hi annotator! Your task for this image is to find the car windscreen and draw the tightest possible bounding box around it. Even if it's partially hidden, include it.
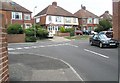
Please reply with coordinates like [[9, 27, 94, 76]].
[[99, 34, 108, 40]]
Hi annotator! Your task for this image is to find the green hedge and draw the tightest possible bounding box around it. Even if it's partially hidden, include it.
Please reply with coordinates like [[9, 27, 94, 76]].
[[7, 24, 24, 34], [25, 36, 37, 42]]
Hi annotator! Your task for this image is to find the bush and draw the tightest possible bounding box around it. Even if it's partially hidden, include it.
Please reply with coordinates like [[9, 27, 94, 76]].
[[25, 28, 35, 36], [36, 28, 48, 39], [65, 28, 75, 36], [7, 24, 24, 34], [60, 26, 66, 33], [25, 36, 37, 42]]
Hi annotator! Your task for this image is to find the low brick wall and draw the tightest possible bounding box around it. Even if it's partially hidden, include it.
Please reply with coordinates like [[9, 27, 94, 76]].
[[0, 27, 9, 82], [57, 32, 70, 37], [7, 34, 25, 43]]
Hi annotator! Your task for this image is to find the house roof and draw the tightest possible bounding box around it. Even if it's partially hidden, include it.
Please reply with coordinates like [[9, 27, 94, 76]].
[[100, 11, 112, 20], [0, 0, 32, 13], [35, 2, 76, 17], [74, 5, 98, 18]]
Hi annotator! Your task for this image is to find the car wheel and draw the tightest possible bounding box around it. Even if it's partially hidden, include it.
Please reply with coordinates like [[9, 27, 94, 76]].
[[99, 43, 103, 48], [90, 41, 93, 46]]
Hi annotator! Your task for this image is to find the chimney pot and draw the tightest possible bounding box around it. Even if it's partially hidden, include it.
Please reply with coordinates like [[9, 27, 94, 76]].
[[52, 2, 57, 6]]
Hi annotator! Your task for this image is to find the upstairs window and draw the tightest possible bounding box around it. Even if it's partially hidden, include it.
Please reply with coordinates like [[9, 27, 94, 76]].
[[24, 14, 31, 20], [56, 16, 61, 22], [12, 12, 22, 20], [87, 18, 93, 24], [49, 16, 52, 21], [73, 18, 77, 23], [65, 17, 71, 23]]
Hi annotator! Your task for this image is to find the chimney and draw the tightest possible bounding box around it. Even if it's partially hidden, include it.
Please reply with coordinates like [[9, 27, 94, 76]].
[[52, 1, 57, 6], [81, 5, 86, 10], [105, 11, 109, 14]]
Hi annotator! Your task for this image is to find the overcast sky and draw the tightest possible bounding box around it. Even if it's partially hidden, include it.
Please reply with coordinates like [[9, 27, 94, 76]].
[[12, 0, 112, 17]]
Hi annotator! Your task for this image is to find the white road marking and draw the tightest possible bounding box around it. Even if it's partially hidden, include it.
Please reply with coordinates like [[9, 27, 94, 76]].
[[16, 48, 22, 50], [84, 49, 109, 59], [68, 44, 79, 48], [24, 47, 30, 49], [8, 48, 15, 51], [28, 53, 84, 81], [39, 46, 45, 47]]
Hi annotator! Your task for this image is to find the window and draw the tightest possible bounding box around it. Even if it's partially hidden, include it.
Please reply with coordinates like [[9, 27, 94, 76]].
[[56, 16, 61, 22], [73, 18, 77, 23], [12, 12, 22, 20], [49, 16, 52, 21], [82, 19, 86, 24], [87, 18, 92, 24], [36, 18, 40, 23], [24, 14, 30, 20], [65, 17, 71, 23], [25, 23, 32, 29]]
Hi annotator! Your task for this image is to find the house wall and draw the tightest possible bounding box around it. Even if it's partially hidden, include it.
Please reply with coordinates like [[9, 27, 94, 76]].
[[0, 10, 33, 28], [46, 15, 78, 26], [113, 0, 120, 41], [0, 26, 9, 81]]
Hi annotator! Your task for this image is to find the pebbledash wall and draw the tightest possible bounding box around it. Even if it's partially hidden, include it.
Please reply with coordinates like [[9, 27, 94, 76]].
[[113, 0, 120, 41], [0, 3, 9, 82]]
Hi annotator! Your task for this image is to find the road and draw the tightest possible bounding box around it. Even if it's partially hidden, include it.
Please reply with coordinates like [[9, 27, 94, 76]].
[[8, 39, 118, 81]]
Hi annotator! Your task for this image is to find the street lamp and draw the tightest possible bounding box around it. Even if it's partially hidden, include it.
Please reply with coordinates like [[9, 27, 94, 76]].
[[34, 6, 37, 38]]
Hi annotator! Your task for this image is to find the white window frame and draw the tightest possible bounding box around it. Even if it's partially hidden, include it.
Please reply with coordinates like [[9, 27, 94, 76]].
[[24, 23, 32, 29], [24, 14, 31, 20], [56, 16, 61, 22], [12, 12, 22, 20], [65, 17, 71, 23], [73, 18, 77, 23], [87, 18, 93, 24]]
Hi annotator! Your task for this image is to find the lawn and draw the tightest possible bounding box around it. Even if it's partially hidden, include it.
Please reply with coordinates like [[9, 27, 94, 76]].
[[64, 35, 90, 40]]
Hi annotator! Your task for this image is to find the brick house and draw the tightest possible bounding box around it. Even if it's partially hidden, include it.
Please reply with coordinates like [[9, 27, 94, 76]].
[[0, 0, 33, 29], [113, 0, 120, 41], [100, 11, 113, 23], [34, 2, 78, 35], [74, 5, 99, 32]]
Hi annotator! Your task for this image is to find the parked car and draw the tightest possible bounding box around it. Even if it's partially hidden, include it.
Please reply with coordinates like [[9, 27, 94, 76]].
[[99, 31, 113, 38], [48, 31, 54, 38], [75, 30, 83, 35], [89, 33, 119, 48]]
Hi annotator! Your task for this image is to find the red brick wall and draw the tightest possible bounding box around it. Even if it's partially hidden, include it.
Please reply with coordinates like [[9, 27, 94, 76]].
[[113, 0, 120, 41], [0, 27, 9, 82]]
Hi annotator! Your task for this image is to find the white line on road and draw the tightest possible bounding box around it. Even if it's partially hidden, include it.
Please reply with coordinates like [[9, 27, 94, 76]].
[[23, 47, 30, 49], [84, 49, 109, 59], [8, 48, 15, 51], [16, 48, 22, 50]]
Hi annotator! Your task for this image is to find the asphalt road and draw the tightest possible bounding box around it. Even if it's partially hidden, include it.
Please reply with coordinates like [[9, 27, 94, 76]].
[[8, 39, 118, 81]]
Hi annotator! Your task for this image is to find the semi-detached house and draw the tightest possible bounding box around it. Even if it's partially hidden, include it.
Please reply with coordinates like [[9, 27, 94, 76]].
[[74, 5, 99, 32], [35, 2, 78, 35], [0, 0, 33, 28]]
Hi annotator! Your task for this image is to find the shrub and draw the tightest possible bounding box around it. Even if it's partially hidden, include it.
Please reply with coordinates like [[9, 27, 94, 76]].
[[36, 28, 48, 39], [25, 36, 37, 42], [7, 24, 24, 34], [25, 28, 35, 36], [65, 28, 75, 36], [60, 26, 66, 33]]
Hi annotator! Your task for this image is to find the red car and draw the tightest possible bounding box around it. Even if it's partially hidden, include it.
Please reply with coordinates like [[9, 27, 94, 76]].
[[75, 30, 83, 35]]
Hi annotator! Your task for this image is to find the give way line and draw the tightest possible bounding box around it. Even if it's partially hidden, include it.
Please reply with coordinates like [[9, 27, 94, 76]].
[[84, 49, 109, 59]]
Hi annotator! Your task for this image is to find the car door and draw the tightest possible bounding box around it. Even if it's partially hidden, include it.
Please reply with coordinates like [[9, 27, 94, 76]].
[[92, 35, 99, 45]]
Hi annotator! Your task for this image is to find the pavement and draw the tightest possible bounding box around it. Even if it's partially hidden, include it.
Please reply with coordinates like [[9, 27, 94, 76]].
[[8, 53, 81, 81], [48, 36, 71, 42]]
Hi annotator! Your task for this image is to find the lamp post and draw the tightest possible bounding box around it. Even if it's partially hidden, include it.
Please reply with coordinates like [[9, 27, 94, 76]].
[[34, 6, 37, 38]]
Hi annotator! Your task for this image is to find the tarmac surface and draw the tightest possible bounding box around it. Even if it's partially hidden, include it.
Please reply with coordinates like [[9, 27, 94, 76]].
[[8, 53, 81, 81]]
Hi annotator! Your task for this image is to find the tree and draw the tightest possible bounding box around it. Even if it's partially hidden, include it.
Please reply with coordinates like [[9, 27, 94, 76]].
[[94, 20, 112, 32]]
